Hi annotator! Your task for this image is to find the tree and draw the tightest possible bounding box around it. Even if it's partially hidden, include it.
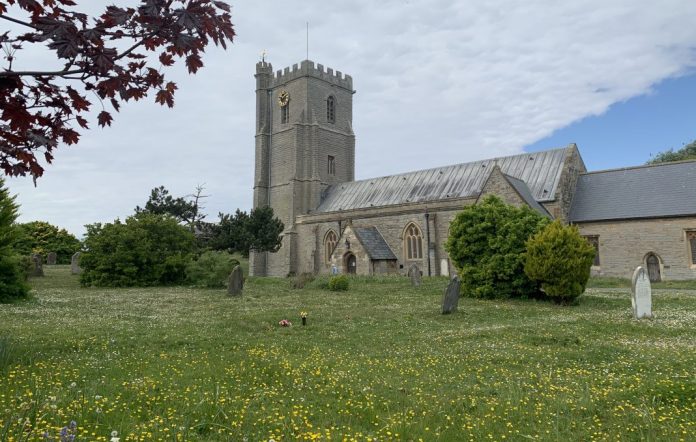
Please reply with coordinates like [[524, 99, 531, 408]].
[[648, 140, 696, 164], [135, 184, 207, 231], [0, 178, 29, 301], [524, 220, 595, 303], [445, 195, 549, 299], [0, 0, 235, 179], [13, 220, 80, 263], [80, 213, 195, 287], [210, 206, 283, 257]]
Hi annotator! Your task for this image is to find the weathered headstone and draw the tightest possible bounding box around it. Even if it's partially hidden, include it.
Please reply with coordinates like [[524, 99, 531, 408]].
[[31, 253, 44, 277], [46, 252, 57, 265], [227, 265, 244, 296], [408, 264, 421, 287], [442, 276, 461, 314], [631, 266, 652, 319], [71, 252, 82, 275]]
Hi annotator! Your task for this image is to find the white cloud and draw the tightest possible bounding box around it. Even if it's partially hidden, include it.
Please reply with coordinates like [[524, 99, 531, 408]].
[[5, 0, 696, 235]]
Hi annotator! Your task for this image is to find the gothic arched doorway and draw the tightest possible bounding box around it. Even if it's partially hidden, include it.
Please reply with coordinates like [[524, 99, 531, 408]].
[[344, 253, 357, 274], [646, 253, 661, 283]]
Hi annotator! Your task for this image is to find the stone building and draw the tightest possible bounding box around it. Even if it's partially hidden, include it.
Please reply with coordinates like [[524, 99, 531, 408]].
[[250, 59, 696, 281]]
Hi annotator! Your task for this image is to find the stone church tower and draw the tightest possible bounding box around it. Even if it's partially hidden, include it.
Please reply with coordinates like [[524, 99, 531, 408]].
[[250, 59, 355, 276]]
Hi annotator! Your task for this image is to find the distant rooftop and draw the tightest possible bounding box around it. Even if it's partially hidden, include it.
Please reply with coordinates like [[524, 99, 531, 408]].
[[569, 160, 696, 222], [315, 146, 571, 213]]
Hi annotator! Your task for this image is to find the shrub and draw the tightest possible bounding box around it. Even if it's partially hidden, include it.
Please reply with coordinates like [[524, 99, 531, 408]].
[[186, 251, 240, 288], [524, 220, 595, 302], [328, 274, 349, 291], [13, 221, 81, 264], [445, 195, 549, 299], [292, 272, 315, 289], [80, 213, 195, 287], [0, 178, 29, 302]]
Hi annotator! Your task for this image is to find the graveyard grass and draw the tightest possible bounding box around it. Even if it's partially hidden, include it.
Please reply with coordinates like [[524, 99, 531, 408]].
[[1, 267, 694, 441]]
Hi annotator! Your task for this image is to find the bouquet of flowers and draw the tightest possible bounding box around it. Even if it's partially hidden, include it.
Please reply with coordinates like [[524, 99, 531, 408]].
[[278, 319, 292, 327]]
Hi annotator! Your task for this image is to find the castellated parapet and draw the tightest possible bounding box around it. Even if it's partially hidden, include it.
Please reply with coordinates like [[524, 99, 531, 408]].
[[272, 60, 353, 90]]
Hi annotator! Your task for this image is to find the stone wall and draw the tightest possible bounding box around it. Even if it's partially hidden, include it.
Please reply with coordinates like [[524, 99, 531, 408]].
[[294, 198, 477, 276], [478, 166, 526, 207], [576, 217, 696, 280]]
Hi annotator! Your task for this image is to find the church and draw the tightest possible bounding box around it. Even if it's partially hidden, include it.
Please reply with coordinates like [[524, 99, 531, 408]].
[[249, 59, 696, 282]]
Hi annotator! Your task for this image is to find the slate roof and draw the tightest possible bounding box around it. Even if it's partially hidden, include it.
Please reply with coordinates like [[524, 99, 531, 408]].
[[353, 227, 397, 260], [315, 146, 570, 213], [504, 175, 551, 217], [569, 160, 696, 222]]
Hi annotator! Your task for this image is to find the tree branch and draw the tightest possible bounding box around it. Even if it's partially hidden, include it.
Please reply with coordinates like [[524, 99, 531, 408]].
[[0, 14, 37, 29], [0, 68, 84, 77]]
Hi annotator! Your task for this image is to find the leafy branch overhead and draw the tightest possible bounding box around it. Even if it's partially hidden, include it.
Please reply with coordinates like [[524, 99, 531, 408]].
[[0, 0, 235, 179]]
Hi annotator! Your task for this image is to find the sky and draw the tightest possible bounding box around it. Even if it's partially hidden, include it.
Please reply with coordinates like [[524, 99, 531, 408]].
[[4, 0, 696, 236]]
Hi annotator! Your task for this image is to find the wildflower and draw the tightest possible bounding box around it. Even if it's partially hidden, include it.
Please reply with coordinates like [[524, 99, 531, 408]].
[[68, 382, 77, 389], [110, 430, 120, 442]]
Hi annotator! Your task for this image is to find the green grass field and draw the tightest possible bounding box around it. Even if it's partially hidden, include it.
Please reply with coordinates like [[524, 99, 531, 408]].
[[1, 267, 694, 441]]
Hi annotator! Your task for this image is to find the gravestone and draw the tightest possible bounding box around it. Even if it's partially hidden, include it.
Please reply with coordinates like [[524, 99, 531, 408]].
[[408, 264, 421, 287], [71, 252, 82, 275], [47, 252, 57, 265], [31, 253, 44, 277], [631, 266, 652, 319], [227, 265, 244, 296], [442, 276, 460, 314]]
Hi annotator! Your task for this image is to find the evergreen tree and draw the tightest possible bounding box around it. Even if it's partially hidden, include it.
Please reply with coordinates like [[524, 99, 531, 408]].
[[0, 179, 29, 302]]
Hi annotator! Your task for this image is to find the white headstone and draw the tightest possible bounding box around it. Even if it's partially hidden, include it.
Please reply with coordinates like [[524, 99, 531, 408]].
[[631, 266, 652, 319], [440, 259, 450, 277]]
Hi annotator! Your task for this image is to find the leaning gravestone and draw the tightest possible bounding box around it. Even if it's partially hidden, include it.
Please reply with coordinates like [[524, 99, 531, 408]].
[[227, 265, 244, 296], [631, 266, 652, 319], [46, 252, 57, 265], [71, 252, 82, 275], [31, 253, 44, 277], [442, 276, 461, 314], [408, 264, 421, 287]]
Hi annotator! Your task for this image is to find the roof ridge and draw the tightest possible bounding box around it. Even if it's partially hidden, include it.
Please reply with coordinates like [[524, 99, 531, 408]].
[[582, 158, 696, 176], [332, 145, 570, 187]]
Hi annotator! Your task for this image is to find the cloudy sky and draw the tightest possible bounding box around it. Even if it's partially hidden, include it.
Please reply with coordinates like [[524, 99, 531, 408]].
[[5, 0, 696, 236]]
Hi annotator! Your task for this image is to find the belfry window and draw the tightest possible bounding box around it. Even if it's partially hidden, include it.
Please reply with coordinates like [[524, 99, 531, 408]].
[[328, 155, 335, 175], [281, 104, 289, 124], [327, 96, 336, 123], [404, 223, 424, 260], [325, 230, 338, 263], [584, 235, 600, 266], [688, 231, 696, 267]]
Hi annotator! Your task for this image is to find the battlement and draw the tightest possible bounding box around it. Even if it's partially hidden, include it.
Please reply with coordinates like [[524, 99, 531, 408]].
[[271, 60, 353, 90]]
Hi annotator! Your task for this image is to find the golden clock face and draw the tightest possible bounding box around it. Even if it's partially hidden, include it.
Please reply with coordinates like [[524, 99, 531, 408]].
[[278, 91, 290, 107]]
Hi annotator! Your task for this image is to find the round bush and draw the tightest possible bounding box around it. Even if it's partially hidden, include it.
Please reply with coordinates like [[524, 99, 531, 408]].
[[186, 251, 240, 288], [80, 213, 195, 287], [524, 220, 595, 302], [328, 274, 349, 291], [13, 221, 81, 264], [445, 195, 549, 299]]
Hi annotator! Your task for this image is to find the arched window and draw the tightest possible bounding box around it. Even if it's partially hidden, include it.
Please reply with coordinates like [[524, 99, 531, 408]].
[[403, 223, 423, 260], [281, 103, 289, 124], [324, 230, 338, 263], [326, 96, 335, 123]]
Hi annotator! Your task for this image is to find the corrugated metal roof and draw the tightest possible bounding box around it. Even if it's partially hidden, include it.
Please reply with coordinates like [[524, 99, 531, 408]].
[[569, 160, 696, 222], [316, 147, 568, 213], [505, 175, 551, 217], [353, 227, 397, 260]]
